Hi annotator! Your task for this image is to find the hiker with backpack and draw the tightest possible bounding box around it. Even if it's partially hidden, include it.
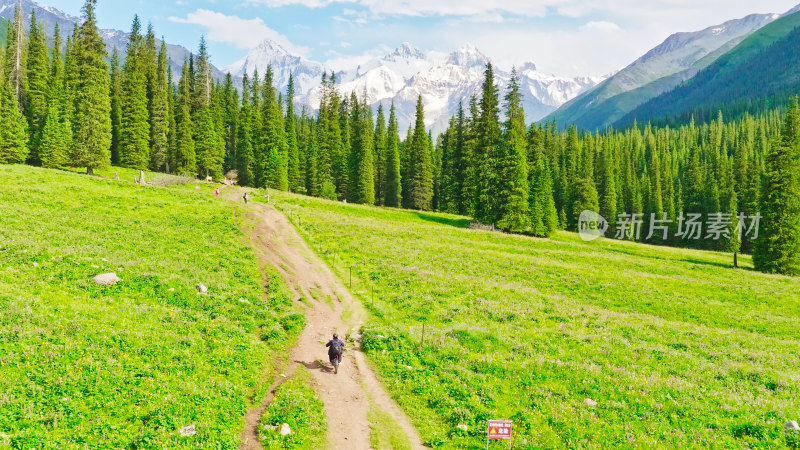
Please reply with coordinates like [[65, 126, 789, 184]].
[[326, 333, 345, 374]]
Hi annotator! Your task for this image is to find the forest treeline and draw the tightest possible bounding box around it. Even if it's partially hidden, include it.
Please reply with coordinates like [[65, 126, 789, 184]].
[[0, 0, 798, 275]]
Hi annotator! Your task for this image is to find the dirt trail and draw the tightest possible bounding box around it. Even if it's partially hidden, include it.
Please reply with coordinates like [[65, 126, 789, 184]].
[[232, 191, 424, 450]]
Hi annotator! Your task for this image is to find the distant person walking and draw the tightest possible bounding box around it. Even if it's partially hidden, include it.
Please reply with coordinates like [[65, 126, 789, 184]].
[[243, 192, 250, 204], [215, 187, 220, 197]]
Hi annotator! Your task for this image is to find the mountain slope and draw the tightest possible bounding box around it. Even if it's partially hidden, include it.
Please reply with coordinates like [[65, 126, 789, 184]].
[[0, 0, 226, 81], [545, 12, 780, 130], [618, 9, 800, 127]]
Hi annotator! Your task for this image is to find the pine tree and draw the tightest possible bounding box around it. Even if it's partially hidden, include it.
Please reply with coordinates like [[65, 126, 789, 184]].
[[753, 97, 800, 275], [384, 103, 402, 207], [407, 95, 433, 210], [348, 96, 375, 204], [109, 48, 122, 165], [474, 63, 502, 224], [173, 58, 196, 175], [68, 0, 111, 174], [0, 74, 29, 164], [286, 75, 302, 192], [262, 67, 288, 190], [195, 105, 224, 179], [373, 104, 387, 205], [25, 11, 49, 165], [39, 29, 71, 169], [236, 73, 254, 186], [118, 16, 150, 170], [5, 3, 26, 113], [149, 39, 169, 171], [496, 69, 531, 233]]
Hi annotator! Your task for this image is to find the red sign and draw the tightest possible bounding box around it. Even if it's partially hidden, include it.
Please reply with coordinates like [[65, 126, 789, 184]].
[[487, 420, 513, 440]]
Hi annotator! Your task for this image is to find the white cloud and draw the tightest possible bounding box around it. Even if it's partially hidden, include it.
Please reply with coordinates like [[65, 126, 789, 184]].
[[169, 9, 309, 55], [579, 21, 623, 33]]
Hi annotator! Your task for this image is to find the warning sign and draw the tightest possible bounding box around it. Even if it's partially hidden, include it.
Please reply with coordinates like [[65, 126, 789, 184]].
[[487, 419, 513, 440]]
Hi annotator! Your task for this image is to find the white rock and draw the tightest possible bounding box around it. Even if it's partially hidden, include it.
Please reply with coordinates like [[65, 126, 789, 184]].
[[92, 273, 120, 286], [196, 283, 208, 294], [279, 423, 291, 436], [786, 421, 800, 431], [179, 424, 196, 436], [457, 424, 468, 432], [584, 398, 598, 407], [381, 349, 386, 354], [32, 262, 39, 267]]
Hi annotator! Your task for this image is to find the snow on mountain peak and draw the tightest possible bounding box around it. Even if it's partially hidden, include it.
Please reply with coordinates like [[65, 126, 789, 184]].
[[447, 44, 490, 68], [385, 42, 426, 61]]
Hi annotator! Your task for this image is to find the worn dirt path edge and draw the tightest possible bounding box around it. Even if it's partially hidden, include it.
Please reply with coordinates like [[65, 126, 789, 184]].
[[232, 192, 424, 450]]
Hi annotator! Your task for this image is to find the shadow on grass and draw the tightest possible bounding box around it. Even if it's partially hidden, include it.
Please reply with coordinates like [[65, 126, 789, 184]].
[[601, 242, 745, 271], [410, 211, 470, 228]]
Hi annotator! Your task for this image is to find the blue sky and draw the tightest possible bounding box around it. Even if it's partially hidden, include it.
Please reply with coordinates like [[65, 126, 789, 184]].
[[41, 0, 800, 77]]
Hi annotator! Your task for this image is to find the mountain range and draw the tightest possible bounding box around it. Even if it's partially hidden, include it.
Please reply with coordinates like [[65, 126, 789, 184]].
[[224, 41, 604, 134], [546, 3, 800, 130]]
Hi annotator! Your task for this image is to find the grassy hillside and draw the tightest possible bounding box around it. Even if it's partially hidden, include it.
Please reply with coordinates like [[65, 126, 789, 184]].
[[274, 192, 800, 448], [0, 165, 304, 447], [619, 11, 800, 128]]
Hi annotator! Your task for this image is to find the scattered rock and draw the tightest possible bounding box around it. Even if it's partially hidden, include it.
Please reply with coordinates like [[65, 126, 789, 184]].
[[196, 283, 208, 294], [279, 423, 291, 436], [381, 349, 386, 354], [239, 298, 251, 304], [280, 374, 287, 378], [32, 262, 39, 267], [786, 421, 800, 431], [457, 424, 468, 432], [178, 424, 196, 436], [168, 288, 175, 292], [374, 334, 386, 339], [92, 272, 120, 286], [404, 365, 413, 370], [584, 398, 598, 407]]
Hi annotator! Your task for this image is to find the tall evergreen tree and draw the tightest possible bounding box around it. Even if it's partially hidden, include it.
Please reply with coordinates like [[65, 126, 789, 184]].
[[109, 48, 122, 165], [0, 65, 29, 164], [68, 0, 111, 174], [25, 11, 49, 164], [496, 69, 531, 232], [286, 75, 302, 192], [384, 103, 402, 207], [373, 104, 387, 205], [407, 95, 433, 210], [236, 73, 254, 186], [348, 96, 375, 204], [173, 58, 196, 175], [148, 38, 169, 171], [753, 97, 800, 275], [474, 63, 502, 224], [5, 3, 26, 112], [39, 27, 71, 169], [118, 16, 150, 169]]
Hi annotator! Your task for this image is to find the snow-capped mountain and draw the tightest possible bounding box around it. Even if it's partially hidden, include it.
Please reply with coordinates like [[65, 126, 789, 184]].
[[226, 40, 603, 134], [223, 40, 324, 102]]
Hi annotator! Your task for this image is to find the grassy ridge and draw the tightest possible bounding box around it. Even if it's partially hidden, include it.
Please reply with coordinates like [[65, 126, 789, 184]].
[[275, 191, 800, 448], [0, 165, 303, 447]]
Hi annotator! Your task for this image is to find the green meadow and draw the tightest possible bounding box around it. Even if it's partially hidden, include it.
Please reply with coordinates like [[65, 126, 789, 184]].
[[273, 191, 800, 449], [0, 165, 304, 448]]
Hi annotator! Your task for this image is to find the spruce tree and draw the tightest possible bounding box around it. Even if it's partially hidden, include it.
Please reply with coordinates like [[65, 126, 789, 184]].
[[25, 11, 49, 165], [173, 58, 196, 175], [109, 48, 122, 165], [5, 4, 26, 112], [496, 69, 531, 233], [0, 74, 29, 164], [753, 97, 800, 275], [236, 73, 254, 186], [474, 63, 502, 224], [119, 16, 150, 170], [348, 96, 375, 204], [39, 29, 71, 169], [195, 105, 224, 179], [149, 39, 169, 171], [69, 0, 111, 174], [408, 95, 433, 210], [286, 75, 302, 192], [384, 103, 402, 207], [373, 104, 387, 205]]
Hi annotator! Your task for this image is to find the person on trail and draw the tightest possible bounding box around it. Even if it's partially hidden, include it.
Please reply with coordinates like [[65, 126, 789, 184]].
[[243, 192, 249, 204], [215, 188, 220, 197], [326, 333, 345, 374]]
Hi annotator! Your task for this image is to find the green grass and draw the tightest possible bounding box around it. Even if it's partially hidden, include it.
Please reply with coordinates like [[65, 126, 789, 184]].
[[367, 394, 413, 450], [0, 165, 303, 448], [274, 191, 800, 449], [258, 367, 326, 449]]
